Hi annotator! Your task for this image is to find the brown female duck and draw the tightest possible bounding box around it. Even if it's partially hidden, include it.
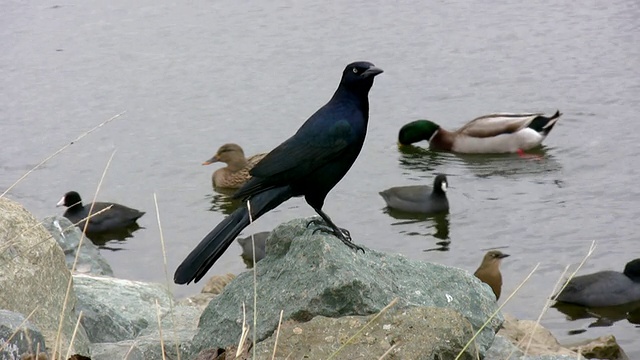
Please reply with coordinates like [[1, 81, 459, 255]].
[[203, 143, 267, 189]]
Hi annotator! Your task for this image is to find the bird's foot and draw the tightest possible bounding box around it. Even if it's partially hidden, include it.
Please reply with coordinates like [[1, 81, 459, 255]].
[[516, 149, 543, 161], [307, 219, 364, 253]]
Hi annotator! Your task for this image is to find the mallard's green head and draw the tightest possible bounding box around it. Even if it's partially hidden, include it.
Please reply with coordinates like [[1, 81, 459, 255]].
[[398, 120, 440, 145]]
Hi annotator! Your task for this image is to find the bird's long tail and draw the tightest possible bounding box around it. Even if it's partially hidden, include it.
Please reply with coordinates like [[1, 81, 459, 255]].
[[528, 110, 562, 135], [174, 186, 294, 284]]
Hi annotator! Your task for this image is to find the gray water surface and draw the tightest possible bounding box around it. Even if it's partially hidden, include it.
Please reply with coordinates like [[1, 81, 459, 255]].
[[2, 0, 639, 355]]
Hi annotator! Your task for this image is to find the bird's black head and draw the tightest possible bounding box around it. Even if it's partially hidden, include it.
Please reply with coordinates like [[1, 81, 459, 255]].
[[340, 61, 383, 93], [57, 191, 83, 209], [433, 174, 448, 194], [624, 258, 640, 281]]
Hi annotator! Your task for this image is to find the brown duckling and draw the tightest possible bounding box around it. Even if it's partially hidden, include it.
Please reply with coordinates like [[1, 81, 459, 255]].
[[203, 143, 267, 189], [474, 250, 510, 300]]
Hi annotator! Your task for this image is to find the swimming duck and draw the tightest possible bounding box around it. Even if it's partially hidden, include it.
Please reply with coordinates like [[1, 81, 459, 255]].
[[379, 174, 449, 214], [398, 111, 561, 154], [57, 191, 145, 233], [554, 258, 640, 307], [203, 143, 267, 189], [474, 250, 510, 300]]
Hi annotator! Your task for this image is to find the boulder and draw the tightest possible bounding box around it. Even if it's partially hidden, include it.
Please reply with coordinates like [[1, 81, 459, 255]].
[[200, 273, 236, 295], [189, 217, 502, 357], [41, 216, 113, 276], [0, 198, 90, 356], [0, 310, 46, 360], [89, 304, 200, 360], [255, 306, 481, 359], [490, 313, 628, 360], [72, 274, 173, 343], [567, 335, 629, 360], [486, 334, 578, 360], [178, 273, 237, 311], [497, 313, 578, 357]]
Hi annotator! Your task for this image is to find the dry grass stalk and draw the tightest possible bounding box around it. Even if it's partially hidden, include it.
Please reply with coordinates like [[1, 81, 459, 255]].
[[0, 205, 112, 259], [0, 306, 39, 353], [236, 302, 251, 358], [52, 150, 116, 360], [271, 310, 284, 360], [0, 111, 125, 199], [246, 199, 258, 360], [377, 343, 399, 360], [520, 241, 596, 358], [154, 193, 181, 360], [65, 311, 84, 360], [454, 263, 540, 360], [155, 299, 167, 360]]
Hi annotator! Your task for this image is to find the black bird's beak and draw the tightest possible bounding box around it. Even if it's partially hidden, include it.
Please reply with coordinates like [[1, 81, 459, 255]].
[[362, 66, 383, 77], [498, 253, 510, 259]]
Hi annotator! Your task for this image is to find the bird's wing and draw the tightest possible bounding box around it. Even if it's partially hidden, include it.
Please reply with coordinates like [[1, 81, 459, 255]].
[[251, 118, 353, 180], [457, 113, 542, 138], [381, 186, 430, 203], [85, 202, 142, 227], [232, 117, 355, 199]]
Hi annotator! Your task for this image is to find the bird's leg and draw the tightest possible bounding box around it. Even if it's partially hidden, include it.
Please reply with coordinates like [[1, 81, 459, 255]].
[[516, 148, 543, 160], [309, 209, 364, 253]]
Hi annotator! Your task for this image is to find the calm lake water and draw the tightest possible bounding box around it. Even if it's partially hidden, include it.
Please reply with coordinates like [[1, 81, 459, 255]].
[[2, 0, 639, 356]]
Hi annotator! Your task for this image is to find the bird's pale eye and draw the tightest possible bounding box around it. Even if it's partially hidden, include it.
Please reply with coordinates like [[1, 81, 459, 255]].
[[352, 68, 358, 73]]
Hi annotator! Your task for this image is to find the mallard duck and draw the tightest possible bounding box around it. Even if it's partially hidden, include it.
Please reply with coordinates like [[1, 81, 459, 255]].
[[57, 191, 145, 233], [474, 250, 510, 300], [203, 143, 267, 189], [398, 111, 561, 154], [554, 258, 640, 307], [379, 174, 449, 214]]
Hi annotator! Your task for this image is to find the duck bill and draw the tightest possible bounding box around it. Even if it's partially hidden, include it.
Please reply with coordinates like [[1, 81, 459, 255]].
[[202, 155, 220, 165], [56, 196, 65, 207]]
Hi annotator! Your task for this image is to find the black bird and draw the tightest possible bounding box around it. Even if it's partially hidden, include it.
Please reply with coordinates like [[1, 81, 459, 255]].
[[554, 258, 640, 307], [379, 174, 449, 214], [174, 61, 383, 284], [57, 191, 145, 233]]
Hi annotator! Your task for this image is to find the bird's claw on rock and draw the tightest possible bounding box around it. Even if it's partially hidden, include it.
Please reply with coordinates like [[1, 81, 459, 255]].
[[307, 220, 364, 253], [311, 224, 350, 240]]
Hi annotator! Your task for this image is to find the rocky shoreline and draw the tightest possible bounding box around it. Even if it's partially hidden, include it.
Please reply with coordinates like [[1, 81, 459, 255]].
[[0, 197, 628, 359]]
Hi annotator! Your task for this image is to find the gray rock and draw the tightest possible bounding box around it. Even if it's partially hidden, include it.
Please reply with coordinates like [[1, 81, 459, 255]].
[[200, 273, 236, 295], [486, 335, 579, 360], [567, 335, 629, 360], [487, 313, 628, 360], [0, 198, 90, 356], [41, 216, 114, 276], [0, 310, 46, 360], [189, 217, 502, 357], [73, 274, 174, 343], [89, 304, 200, 360], [90, 328, 196, 360], [177, 273, 237, 311], [255, 306, 480, 359]]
